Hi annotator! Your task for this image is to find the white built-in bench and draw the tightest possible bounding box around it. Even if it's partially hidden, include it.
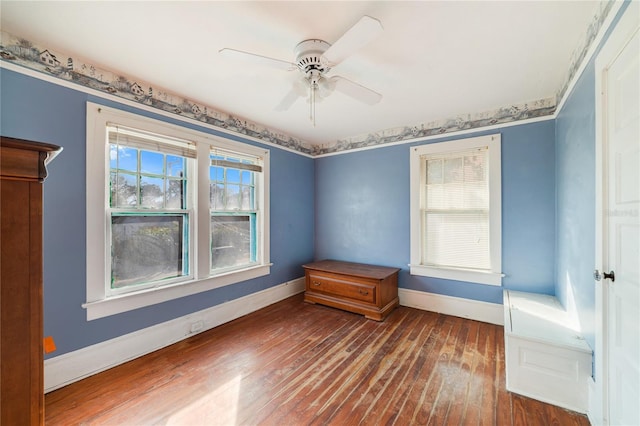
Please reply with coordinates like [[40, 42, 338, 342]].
[[503, 290, 592, 414]]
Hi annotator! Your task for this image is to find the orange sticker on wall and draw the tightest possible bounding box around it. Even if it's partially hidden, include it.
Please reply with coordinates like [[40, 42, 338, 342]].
[[43, 336, 56, 354]]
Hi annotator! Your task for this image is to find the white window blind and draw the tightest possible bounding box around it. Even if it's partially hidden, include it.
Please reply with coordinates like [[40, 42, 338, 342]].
[[421, 146, 490, 271], [107, 124, 197, 158], [86, 102, 272, 320], [210, 147, 263, 172]]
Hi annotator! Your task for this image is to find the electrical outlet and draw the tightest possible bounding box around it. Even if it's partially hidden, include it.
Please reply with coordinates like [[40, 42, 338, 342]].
[[190, 320, 204, 333]]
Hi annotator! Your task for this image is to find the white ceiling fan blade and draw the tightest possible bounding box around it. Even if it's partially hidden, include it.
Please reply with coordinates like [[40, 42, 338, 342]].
[[275, 88, 301, 111], [331, 76, 382, 105], [219, 48, 297, 71], [322, 16, 383, 67]]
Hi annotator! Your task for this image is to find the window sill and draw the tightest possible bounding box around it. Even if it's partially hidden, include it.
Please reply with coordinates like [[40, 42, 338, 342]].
[[409, 264, 503, 286], [83, 264, 272, 320]]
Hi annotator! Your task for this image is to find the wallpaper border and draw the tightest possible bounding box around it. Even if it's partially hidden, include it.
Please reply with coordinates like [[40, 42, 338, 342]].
[[0, 2, 614, 156], [0, 30, 315, 156]]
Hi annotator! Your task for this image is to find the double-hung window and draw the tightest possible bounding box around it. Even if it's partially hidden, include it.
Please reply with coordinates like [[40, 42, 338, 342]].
[[108, 125, 194, 294], [209, 148, 262, 273], [409, 134, 502, 286], [85, 102, 270, 320]]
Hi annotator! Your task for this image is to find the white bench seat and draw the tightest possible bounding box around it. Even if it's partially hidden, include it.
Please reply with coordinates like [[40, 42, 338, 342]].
[[503, 290, 592, 413]]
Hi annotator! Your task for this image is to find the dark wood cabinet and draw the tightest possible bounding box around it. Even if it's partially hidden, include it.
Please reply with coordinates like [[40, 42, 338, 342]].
[[1, 137, 60, 425], [303, 260, 399, 321]]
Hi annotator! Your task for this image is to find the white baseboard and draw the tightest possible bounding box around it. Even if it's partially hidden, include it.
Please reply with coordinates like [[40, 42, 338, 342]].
[[44, 277, 305, 393], [46, 283, 501, 392], [398, 288, 504, 326]]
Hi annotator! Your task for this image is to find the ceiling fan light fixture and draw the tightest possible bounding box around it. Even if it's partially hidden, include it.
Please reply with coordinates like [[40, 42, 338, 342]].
[[294, 39, 332, 75], [220, 15, 384, 124]]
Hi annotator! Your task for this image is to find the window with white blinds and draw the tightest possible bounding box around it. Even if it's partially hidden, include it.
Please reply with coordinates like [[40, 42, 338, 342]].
[[209, 147, 263, 273], [410, 134, 502, 286], [107, 124, 193, 294], [85, 102, 271, 320]]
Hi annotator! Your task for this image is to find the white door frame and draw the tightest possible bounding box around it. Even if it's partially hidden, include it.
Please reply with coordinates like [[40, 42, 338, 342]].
[[594, 2, 639, 424]]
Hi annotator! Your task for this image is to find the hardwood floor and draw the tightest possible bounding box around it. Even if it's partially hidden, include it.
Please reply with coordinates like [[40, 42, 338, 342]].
[[45, 294, 590, 425]]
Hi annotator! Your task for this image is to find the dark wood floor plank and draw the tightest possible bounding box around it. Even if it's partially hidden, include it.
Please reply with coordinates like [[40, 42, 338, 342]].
[[383, 314, 453, 426], [286, 309, 416, 425], [444, 318, 481, 425], [361, 310, 438, 424], [318, 310, 424, 425], [376, 311, 444, 426], [495, 329, 514, 426], [247, 311, 383, 424], [462, 321, 490, 426], [44, 294, 590, 426], [241, 312, 368, 423], [476, 323, 500, 425], [418, 316, 463, 425]]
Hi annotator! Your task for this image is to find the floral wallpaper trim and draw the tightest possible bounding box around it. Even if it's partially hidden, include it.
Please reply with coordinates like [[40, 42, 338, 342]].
[[556, 0, 615, 105], [314, 98, 556, 155], [0, 31, 316, 156]]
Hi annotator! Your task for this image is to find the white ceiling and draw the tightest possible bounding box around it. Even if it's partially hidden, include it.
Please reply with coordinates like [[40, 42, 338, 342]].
[[1, 1, 600, 146]]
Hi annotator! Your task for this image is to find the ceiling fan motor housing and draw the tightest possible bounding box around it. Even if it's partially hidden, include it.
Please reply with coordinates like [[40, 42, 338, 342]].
[[295, 39, 331, 80]]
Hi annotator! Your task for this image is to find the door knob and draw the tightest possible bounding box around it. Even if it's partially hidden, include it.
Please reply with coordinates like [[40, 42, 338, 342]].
[[594, 270, 615, 282]]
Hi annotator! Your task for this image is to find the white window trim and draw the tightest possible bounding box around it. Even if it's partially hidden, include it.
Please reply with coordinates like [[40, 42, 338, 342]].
[[85, 102, 270, 320], [409, 133, 502, 286]]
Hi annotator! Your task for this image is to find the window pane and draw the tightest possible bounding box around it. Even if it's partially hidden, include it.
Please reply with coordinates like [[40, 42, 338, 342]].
[[140, 176, 164, 208], [226, 184, 241, 210], [421, 146, 492, 273], [210, 183, 224, 209], [210, 166, 224, 182], [166, 179, 185, 209], [111, 215, 187, 289], [444, 157, 463, 184], [226, 168, 240, 184], [167, 155, 185, 177], [426, 159, 443, 184], [211, 215, 252, 269], [425, 151, 488, 211], [424, 212, 489, 270], [140, 150, 164, 175], [110, 142, 189, 212], [241, 186, 253, 210], [464, 154, 485, 182], [112, 145, 138, 172], [241, 170, 252, 185], [208, 149, 262, 274], [111, 172, 138, 207]]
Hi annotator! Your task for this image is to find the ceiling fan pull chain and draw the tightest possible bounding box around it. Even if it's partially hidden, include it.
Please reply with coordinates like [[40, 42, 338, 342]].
[[310, 80, 316, 127], [309, 82, 312, 124]]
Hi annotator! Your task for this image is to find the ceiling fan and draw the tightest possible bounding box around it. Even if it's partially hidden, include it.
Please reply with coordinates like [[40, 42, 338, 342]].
[[219, 15, 383, 126]]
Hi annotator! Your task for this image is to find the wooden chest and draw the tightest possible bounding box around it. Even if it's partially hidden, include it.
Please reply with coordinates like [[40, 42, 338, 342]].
[[302, 260, 399, 321]]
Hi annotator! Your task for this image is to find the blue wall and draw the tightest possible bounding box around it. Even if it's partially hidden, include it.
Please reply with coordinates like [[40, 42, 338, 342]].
[[554, 1, 631, 353], [555, 60, 597, 349], [0, 69, 315, 358], [315, 121, 557, 304], [1, 0, 628, 360]]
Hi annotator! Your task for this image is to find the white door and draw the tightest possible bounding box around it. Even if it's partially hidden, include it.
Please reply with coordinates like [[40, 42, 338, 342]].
[[601, 8, 640, 425]]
